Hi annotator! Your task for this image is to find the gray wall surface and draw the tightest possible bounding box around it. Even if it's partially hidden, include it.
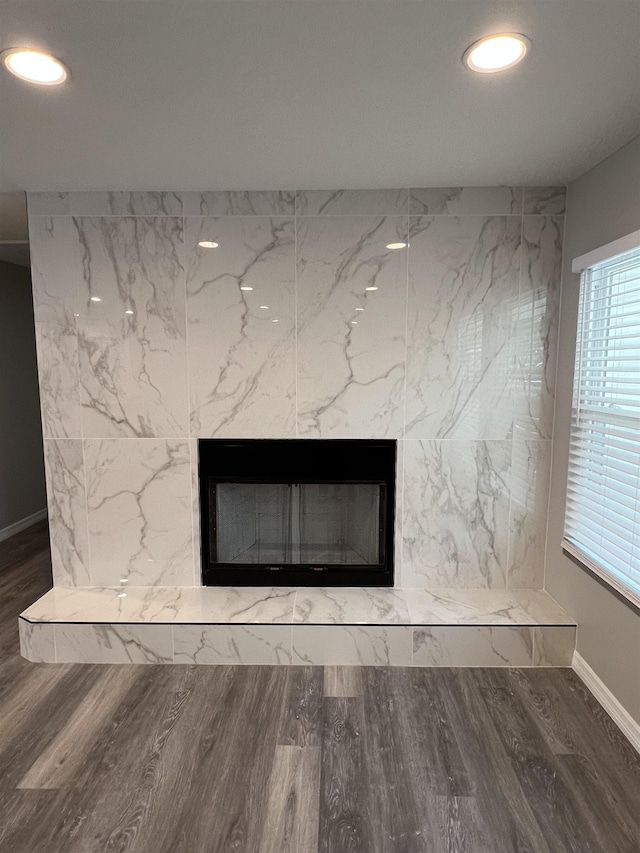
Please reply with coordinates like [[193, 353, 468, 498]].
[[0, 259, 46, 530], [546, 136, 640, 722]]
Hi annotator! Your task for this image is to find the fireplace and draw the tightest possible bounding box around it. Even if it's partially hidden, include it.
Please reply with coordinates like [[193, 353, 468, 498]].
[[198, 439, 396, 586]]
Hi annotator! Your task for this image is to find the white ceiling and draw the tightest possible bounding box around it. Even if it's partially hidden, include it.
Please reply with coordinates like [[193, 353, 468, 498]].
[[0, 1, 639, 191]]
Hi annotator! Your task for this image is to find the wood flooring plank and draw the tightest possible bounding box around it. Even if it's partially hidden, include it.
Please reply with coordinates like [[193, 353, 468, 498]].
[[278, 665, 324, 746], [552, 668, 640, 784], [55, 665, 231, 853], [155, 666, 289, 853], [0, 789, 60, 853], [555, 753, 640, 852], [324, 666, 363, 697], [436, 796, 496, 853], [0, 663, 106, 790], [442, 670, 553, 853], [360, 667, 445, 852], [319, 697, 377, 853], [18, 665, 145, 789], [475, 668, 608, 853], [258, 745, 321, 853], [509, 668, 640, 842]]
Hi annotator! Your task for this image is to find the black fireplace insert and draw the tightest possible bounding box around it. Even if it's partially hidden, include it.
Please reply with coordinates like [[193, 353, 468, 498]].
[[198, 439, 396, 586]]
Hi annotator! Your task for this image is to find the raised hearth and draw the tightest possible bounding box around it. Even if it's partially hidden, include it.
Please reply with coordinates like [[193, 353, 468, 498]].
[[20, 586, 576, 667]]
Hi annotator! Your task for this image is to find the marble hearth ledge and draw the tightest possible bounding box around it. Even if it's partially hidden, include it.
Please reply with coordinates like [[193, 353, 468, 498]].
[[20, 586, 576, 667]]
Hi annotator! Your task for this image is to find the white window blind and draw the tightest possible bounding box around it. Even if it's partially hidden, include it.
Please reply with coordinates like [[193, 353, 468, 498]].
[[564, 243, 640, 608]]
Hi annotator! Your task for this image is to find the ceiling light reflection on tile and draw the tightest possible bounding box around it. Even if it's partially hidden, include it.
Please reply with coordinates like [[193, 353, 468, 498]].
[[365, 286, 378, 291], [90, 296, 101, 302], [386, 242, 407, 249], [198, 241, 219, 249]]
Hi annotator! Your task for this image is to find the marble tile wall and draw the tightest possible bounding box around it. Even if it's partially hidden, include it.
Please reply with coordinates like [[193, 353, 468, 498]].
[[28, 187, 565, 590]]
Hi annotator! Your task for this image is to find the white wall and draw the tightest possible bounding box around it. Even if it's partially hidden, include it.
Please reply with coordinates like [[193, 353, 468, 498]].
[[546, 136, 640, 723]]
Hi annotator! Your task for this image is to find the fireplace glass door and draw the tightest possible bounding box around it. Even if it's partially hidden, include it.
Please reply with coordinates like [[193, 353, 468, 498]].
[[214, 482, 382, 566]]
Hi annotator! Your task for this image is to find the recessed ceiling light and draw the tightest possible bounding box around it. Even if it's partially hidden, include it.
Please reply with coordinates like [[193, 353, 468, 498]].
[[365, 286, 378, 292], [386, 242, 407, 250], [90, 296, 101, 302], [463, 33, 530, 73], [198, 240, 219, 249], [2, 48, 69, 85], [240, 286, 253, 291]]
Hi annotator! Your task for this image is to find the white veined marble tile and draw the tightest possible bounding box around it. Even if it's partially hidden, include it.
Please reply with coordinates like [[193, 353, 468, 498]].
[[69, 192, 183, 216], [405, 215, 521, 440], [523, 187, 567, 216], [194, 587, 297, 623], [511, 590, 575, 625], [293, 587, 411, 624], [296, 189, 409, 216], [84, 439, 194, 587], [27, 192, 70, 216], [409, 187, 522, 216], [182, 191, 295, 216], [34, 326, 82, 439], [405, 588, 534, 625], [508, 440, 552, 589], [43, 439, 90, 586], [412, 625, 534, 666], [185, 216, 296, 437], [19, 620, 56, 663], [532, 627, 576, 666], [292, 625, 412, 665], [296, 215, 408, 438], [174, 625, 293, 664], [402, 439, 511, 588], [54, 623, 174, 663], [513, 216, 563, 441], [73, 216, 189, 437], [29, 215, 83, 438]]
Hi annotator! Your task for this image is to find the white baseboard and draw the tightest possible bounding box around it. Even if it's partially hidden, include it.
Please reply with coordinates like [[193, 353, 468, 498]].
[[572, 651, 640, 754], [0, 508, 47, 544]]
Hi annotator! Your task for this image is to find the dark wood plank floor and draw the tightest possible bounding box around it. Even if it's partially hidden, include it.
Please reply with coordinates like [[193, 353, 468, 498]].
[[1, 522, 639, 852]]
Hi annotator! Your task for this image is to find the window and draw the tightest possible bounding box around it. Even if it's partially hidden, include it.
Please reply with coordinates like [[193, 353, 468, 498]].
[[565, 235, 640, 607]]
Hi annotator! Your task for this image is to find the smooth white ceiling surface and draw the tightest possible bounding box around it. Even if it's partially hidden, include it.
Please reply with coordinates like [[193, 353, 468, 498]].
[[1, 1, 639, 191]]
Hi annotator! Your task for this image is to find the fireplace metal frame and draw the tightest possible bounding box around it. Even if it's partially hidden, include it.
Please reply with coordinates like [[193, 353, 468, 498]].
[[198, 439, 396, 587]]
